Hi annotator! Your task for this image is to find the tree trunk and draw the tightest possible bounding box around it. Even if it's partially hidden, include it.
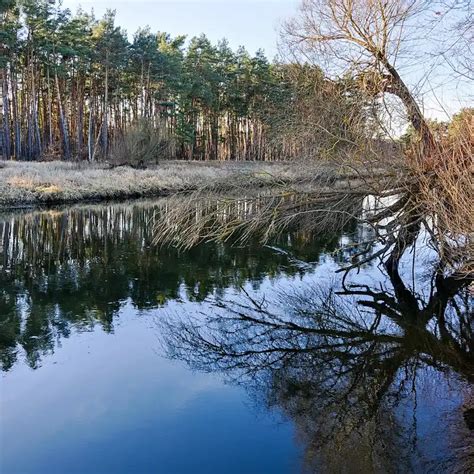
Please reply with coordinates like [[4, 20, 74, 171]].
[[102, 61, 109, 156], [88, 98, 94, 162], [55, 72, 71, 159], [76, 76, 84, 159], [11, 72, 20, 159], [1, 69, 11, 159], [378, 53, 435, 153]]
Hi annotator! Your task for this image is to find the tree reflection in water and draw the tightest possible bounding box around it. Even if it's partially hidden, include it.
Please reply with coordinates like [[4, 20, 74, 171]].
[[0, 200, 349, 371], [160, 266, 473, 473]]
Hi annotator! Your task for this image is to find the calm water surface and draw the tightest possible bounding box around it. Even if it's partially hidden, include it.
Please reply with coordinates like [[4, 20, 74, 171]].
[[0, 199, 472, 474]]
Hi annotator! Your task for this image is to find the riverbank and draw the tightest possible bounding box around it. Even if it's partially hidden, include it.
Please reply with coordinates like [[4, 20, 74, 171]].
[[0, 160, 356, 209]]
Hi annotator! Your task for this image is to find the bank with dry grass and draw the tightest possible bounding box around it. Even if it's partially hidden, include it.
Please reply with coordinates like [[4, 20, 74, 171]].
[[0, 160, 348, 209]]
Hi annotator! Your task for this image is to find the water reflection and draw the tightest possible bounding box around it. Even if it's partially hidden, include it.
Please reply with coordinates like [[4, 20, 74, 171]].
[[1, 198, 472, 472], [0, 200, 351, 371], [160, 267, 473, 472]]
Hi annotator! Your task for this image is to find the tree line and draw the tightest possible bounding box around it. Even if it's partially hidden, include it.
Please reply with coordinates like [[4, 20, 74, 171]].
[[0, 0, 363, 162]]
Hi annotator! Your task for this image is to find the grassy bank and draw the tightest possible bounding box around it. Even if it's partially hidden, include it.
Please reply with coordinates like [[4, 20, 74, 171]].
[[0, 160, 340, 209]]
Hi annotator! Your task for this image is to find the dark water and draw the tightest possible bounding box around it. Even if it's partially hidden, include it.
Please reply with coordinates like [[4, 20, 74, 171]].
[[0, 200, 472, 474]]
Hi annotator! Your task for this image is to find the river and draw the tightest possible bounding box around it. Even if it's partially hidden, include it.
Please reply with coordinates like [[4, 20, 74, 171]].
[[0, 199, 472, 473]]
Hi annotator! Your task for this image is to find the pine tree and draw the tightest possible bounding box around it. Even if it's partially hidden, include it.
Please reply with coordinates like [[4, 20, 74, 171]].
[[0, 0, 361, 163]]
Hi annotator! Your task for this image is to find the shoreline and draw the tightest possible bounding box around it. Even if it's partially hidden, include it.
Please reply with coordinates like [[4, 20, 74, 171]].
[[0, 159, 343, 210], [0, 159, 396, 211]]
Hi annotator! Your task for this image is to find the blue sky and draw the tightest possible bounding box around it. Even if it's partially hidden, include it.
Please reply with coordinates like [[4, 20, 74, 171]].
[[61, 0, 299, 59]]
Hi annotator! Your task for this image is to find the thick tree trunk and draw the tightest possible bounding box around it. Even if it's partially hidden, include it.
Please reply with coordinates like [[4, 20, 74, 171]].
[[378, 53, 435, 153]]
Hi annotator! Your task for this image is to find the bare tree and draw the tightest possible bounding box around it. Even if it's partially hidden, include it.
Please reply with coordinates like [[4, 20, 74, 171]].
[[283, 0, 439, 150]]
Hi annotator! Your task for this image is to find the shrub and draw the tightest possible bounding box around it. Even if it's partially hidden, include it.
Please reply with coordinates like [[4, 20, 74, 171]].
[[109, 119, 175, 167], [409, 114, 474, 277]]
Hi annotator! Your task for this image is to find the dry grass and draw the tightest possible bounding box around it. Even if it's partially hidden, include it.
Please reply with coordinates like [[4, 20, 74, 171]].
[[0, 160, 340, 208]]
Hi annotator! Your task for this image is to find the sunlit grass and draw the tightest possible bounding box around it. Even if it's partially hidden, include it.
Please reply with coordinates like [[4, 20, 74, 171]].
[[0, 160, 324, 208]]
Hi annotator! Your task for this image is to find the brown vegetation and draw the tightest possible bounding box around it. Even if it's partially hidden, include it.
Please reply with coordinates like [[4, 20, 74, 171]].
[[408, 110, 474, 277], [108, 119, 175, 167], [0, 160, 339, 208]]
